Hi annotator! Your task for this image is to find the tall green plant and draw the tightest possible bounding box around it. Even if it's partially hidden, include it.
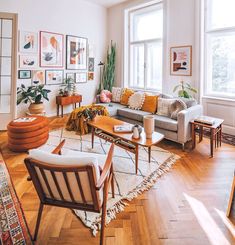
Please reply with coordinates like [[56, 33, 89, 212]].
[[173, 80, 197, 98], [98, 41, 116, 93]]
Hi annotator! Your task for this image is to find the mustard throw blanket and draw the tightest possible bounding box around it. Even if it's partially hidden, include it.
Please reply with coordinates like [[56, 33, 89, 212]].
[[66, 104, 109, 135]]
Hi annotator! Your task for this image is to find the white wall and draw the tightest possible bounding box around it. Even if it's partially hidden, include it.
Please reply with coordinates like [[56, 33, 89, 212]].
[[0, 0, 107, 117], [107, 0, 197, 96]]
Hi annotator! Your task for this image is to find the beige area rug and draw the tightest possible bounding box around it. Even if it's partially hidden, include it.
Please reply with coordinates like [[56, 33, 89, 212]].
[[38, 128, 180, 236]]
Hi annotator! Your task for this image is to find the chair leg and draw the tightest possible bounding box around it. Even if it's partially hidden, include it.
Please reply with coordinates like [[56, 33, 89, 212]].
[[33, 202, 44, 241], [100, 180, 108, 245], [111, 165, 115, 198]]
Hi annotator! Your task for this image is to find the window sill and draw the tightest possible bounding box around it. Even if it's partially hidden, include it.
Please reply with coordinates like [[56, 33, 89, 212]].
[[202, 95, 235, 103]]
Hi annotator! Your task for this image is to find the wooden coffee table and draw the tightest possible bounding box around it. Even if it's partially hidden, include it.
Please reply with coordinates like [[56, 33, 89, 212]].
[[88, 116, 164, 174]]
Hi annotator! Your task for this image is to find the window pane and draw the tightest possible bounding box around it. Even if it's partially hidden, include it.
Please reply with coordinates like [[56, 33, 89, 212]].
[[0, 76, 11, 95], [207, 32, 235, 95], [0, 95, 10, 113], [2, 19, 12, 38], [147, 42, 162, 90], [130, 4, 163, 42], [207, 0, 235, 30], [130, 44, 144, 88]]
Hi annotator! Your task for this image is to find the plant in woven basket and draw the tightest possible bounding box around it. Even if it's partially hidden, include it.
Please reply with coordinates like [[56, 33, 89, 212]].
[[173, 80, 197, 98], [17, 81, 51, 114], [98, 41, 116, 93]]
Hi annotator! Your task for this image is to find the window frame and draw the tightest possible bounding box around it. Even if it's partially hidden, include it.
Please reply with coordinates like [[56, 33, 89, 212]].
[[126, 2, 163, 92], [204, 0, 235, 99]]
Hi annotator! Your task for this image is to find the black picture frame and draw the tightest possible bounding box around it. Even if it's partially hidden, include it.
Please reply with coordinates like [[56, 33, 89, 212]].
[[18, 70, 31, 79], [66, 35, 88, 70]]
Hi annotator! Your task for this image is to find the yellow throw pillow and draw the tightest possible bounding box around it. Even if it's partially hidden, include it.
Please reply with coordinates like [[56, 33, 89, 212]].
[[142, 95, 159, 113], [120, 88, 134, 105]]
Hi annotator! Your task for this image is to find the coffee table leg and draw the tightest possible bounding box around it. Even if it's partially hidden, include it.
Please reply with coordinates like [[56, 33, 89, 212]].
[[91, 127, 94, 149], [135, 145, 139, 174], [148, 147, 151, 163], [191, 124, 196, 149]]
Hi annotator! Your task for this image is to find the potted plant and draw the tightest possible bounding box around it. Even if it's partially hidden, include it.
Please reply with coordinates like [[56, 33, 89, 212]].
[[173, 80, 197, 98], [17, 81, 51, 114], [59, 77, 76, 96], [98, 41, 116, 94]]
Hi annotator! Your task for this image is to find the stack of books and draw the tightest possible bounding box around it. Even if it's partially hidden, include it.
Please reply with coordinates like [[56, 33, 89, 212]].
[[194, 116, 215, 126]]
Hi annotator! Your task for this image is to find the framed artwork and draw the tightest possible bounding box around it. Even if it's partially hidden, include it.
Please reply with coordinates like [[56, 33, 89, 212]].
[[19, 55, 38, 68], [19, 31, 38, 53], [66, 35, 88, 70], [170, 46, 192, 76], [18, 70, 31, 79], [40, 31, 64, 68], [32, 70, 45, 84], [45, 70, 64, 85], [66, 73, 75, 80], [88, 57, 95, 72], [75, 72, 87, 83], [88, 72, 94, 81]]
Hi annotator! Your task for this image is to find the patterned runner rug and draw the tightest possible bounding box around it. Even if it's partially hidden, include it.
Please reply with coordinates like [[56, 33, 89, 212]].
[[39, 128, 180, 236], [0, 159, 32, 244]]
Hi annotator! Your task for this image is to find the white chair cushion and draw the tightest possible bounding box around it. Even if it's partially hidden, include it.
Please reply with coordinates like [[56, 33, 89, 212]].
[[28, 149, 105, 204]]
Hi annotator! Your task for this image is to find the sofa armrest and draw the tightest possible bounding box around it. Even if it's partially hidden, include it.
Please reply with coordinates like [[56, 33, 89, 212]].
[[177, 104, 203, 144]]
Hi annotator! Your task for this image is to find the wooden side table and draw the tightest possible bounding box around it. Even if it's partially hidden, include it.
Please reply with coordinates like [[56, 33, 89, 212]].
[[191, 117, 224, 157], [56, 95, 82, 117]]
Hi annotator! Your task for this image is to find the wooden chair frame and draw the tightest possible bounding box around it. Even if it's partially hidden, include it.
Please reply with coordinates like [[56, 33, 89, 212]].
[[24, 140, 115, 245]]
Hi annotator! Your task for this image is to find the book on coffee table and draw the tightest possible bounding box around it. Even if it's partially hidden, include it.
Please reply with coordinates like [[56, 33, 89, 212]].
[[194, 116, 215, 125], [113, 125, 133, 133], [13, 117, 36, 123]]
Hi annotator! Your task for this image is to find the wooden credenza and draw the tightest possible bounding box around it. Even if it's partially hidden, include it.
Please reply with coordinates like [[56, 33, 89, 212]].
[[56, 95, 82, 117]]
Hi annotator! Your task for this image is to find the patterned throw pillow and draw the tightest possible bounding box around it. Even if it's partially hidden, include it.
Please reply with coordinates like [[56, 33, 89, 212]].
[[170, 99, 187, 120], [112, 87, 123, 102], [142, 95, 159, 113], [100, 90, 112, 103], [157, 98, 176, 117], [120, 88, 134, 105], [128, 92, 145, 110]]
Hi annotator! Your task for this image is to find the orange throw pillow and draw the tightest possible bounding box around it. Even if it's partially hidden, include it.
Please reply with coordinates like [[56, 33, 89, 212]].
[[120, 88, 134, 105], [142, 95, 159, 113]]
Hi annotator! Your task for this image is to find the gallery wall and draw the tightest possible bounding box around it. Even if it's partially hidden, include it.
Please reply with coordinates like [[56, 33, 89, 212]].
[[0, 0, 107, 117], [107, 0, 198, 97]]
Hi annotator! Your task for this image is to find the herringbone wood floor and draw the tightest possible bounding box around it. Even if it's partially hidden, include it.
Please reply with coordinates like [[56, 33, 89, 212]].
[[0, 116, 234, 245]]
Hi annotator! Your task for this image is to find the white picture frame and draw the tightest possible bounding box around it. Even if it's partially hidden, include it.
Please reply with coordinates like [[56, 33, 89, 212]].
[[19, 31, 38, 53], [19, 55, 38, 69]]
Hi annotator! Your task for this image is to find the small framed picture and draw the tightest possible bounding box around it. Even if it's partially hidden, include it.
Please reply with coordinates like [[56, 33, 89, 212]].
[[66, 73, 75, 80], [88, 72, 94, 81], [170, 45, 192, 76], [76, 72, 87, 83], [32, 70, 45, 84], [45, 70, 64, 85], [19, 31, 38, 53], [18, 70, 31, 79], [88, 57, 95, 72], [19, 54, 38, 68]]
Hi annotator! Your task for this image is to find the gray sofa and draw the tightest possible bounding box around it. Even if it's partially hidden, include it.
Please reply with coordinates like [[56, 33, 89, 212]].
[[97, 94, 202, 149]]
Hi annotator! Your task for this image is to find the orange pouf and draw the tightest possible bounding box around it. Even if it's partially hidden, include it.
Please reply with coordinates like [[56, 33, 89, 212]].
[[7, 116, 49, 152]]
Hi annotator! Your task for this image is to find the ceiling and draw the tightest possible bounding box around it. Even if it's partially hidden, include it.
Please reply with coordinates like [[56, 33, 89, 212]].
[[86, 0, 128, 8]]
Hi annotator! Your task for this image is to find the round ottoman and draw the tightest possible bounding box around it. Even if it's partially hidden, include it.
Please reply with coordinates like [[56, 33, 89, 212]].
[[7, 116, 49, 152]]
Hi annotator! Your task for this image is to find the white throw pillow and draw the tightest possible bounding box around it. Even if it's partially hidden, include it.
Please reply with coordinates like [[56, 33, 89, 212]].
[[128, 92, 145, 110], [111, 87, 123, 102], [157, 98, 175, 117]]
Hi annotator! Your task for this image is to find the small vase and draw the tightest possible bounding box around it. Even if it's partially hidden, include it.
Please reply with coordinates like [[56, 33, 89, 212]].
[[144, 115, 155, 139]]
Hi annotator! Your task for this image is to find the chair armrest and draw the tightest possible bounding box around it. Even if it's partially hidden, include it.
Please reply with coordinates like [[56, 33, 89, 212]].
[[96, 143, 114, 190], [51, 139, 66, 155], [177, 105, 203, 143]]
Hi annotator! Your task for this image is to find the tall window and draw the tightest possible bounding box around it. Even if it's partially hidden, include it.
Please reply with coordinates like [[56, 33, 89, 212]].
[[128, 3, 163, 91], [205, 0, 235, 97]]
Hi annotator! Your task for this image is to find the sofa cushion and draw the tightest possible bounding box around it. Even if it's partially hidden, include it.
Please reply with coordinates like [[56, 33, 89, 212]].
[[128, 92, 145, 110], [117, 108, 151, 122], [120, 88, 134, 105], [178, 98, 197, 108], [96, 102, 126, 117], [142, 94, 159, 113], [153, 115, 178, 132], [112, 87, 123, 102], [157, 98, 176, 117]]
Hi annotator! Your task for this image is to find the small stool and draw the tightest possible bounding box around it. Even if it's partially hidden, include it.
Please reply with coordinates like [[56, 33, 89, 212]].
[[191, 117, 224, 157], [7, 116, 49, 152]]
